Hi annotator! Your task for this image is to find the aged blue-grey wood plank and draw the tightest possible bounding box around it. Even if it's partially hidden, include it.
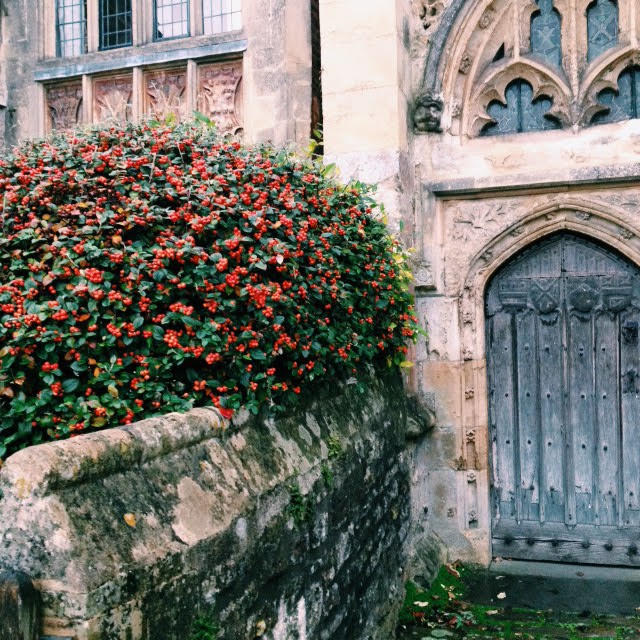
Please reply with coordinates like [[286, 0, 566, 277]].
[[517, 310, 540, 522], [595, 312, 619, 526], [568, 307, 596, 525], [492, 537, 640, 566], [620, 309, 640, 527], [490, 311, 517, 522], [563, 301, 577, 528], [538, 311, 565, 524]]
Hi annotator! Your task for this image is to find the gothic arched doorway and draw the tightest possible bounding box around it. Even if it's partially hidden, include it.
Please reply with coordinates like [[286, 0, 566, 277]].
[[486, 232, 640, 565]]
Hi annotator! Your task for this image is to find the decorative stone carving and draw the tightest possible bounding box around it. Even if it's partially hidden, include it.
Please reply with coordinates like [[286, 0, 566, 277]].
[[459, 53, 472, 75], [47, 83, 82, 132], [413, 92, 443, 133], [417, 0, 445, 32], [94, 75, 133, 124], [478, 7, 495, 29], [145, 69, 187, 122], [197, 61, 243, 134], [413, 258, 436, 292]]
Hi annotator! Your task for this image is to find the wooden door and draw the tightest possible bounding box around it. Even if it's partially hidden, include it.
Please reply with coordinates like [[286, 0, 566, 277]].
[[486, 232, 640, 566]]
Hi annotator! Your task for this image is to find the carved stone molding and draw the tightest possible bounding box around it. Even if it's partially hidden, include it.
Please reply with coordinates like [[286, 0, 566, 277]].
[[47, 82, 82, 132], [94, 75, 133, 124], [197, 61, 243, 134], [145, 68, 187, 122]]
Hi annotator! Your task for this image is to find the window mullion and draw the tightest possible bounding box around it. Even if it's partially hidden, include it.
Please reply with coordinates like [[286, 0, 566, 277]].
[[190, 0, 202, 37], [132, 0, 143, 45]]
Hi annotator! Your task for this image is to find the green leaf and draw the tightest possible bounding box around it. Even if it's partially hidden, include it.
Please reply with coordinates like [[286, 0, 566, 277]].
[[62, 379, 80, 394]]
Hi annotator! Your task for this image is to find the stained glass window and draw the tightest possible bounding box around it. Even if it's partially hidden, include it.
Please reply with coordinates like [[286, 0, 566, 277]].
[[203, 0, 242, 35], [482, 79, 561, 136], [99, 0, 132, 50], [587, 0, 618, 62], [592, 66, 640, 125], [530, 0, 562, 68], [56, 0, 87, 57], [154, 0, 189, 40]]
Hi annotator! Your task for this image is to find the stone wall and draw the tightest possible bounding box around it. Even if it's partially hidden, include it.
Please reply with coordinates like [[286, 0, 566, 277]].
[[0, 371, 409, 640]]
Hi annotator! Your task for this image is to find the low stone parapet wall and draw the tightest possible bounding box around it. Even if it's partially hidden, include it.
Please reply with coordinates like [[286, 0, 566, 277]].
[[0, 371, 409, 640]]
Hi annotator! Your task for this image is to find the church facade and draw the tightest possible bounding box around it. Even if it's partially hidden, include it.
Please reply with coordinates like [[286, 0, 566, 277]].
[[4, 0, 640, 569]]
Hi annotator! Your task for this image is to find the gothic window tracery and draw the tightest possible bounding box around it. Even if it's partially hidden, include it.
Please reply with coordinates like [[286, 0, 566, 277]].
[[481, 79, 560, 135], [530, 0, 562, 69], [438, 0, 640, 137], [587, 0, 618, 62], [592, 66, 640, 124]]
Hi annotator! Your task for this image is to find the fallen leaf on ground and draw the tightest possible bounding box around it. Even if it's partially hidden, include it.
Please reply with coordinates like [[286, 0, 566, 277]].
[[444, 563, 461, 578]]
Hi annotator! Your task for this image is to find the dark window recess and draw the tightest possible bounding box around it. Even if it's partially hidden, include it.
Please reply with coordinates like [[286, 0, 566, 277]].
[[530, 0, 562, 69], [587, 0, 618, 62], [481, 79, 561, 136], [592, 66, 640, 125], [493, 44, 505, 62], [310, 0, 323, 154], [99, 0, 132, 50], [154, 0, 190, 40], [56, 0, 87, 57]]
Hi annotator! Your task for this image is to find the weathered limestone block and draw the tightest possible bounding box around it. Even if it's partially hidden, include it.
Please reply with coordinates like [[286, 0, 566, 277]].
[[0, 571, 40, 640], [0, 372, 409, 640]]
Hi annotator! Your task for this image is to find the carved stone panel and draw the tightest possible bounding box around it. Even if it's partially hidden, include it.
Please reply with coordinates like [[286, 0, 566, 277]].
[[93, 74, 133, 124], [197, 61, 243, 134], [47, 82, 83, 132], [144, 68, 187, 122]]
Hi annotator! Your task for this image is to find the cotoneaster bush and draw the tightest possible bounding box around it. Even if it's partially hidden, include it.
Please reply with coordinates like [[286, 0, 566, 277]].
[[0, 121, 417, 460]]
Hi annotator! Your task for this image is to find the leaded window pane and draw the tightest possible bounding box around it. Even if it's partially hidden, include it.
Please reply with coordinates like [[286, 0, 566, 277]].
[[99, 0, 132, 50], [592, 66, 640, 125], [203, 0, 242, 35], [154, 0, 190, 40], [56, 0, 87, 58], [587, 0, 618, 62], [530, 0, 562, 69], [482, 79, 561, 136]]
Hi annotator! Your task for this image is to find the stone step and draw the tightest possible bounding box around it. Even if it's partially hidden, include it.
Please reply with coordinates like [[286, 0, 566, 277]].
[[464, 559, 640, 616]]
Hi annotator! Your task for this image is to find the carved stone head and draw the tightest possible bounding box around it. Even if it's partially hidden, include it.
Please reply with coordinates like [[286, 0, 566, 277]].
[[413, 92, 443, 133]]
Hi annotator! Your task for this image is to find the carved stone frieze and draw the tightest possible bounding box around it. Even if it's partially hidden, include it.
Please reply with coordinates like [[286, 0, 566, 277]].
[[197, 61, 243, 134], [145, 69, 187, 122], [47, 83, 82, 132], [94, 75, 133, 124]]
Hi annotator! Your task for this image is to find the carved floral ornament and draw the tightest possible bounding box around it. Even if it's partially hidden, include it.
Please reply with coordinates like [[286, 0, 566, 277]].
[[421, 0, 640, 137]]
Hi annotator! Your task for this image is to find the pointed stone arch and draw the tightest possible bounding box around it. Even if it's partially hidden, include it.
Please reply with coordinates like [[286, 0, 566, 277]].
[[416, 0, 640, 137], [459, 200, 640, 361]]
